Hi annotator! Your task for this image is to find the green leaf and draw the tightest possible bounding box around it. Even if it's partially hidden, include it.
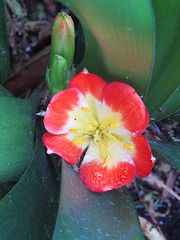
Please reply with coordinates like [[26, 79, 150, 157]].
[[149, 140, 180, 170], [0, 85, 13, 97], [0, 97, 35, 183], [150, 85, 180, 122], [144, 1, 180, 115], [59, 0, 154, 96], [5, 0, 23, 17], [74, 22, 86, 66], [0, 0, 11, 83], [53, 160, 144, 240], [170, 110, 180, 122], [59, 0, 180, 120], [0, 129, 59, 239], [0, 182, 15, 200]]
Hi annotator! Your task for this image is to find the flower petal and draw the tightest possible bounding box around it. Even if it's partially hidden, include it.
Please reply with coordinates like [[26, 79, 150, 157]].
[[79, 141, 136, 192], [44, 87, 90, 134], [42, 132, 88, 164], [132, 134, 153, 177], [68, 69, 107, 101], [80, 160, 136, 192], [102, 82, 149, 134]]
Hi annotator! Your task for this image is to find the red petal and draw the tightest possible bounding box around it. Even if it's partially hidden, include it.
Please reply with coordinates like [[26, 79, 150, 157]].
[[80, 161, 136, 192], [103, 82, 149, 134], [132, 135, 153, 177], [68, 69, 107, 101], [42, 132, 85, 164], [44, 88, 87, 134]]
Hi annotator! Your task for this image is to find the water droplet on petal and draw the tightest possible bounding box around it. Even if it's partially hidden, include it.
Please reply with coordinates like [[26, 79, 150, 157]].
[[94, 172, 102, 178]]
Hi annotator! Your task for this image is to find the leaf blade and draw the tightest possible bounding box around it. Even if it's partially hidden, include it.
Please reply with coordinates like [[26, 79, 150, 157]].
[[150, 85, 180, 122], [0, 129, 59, 239], [149, 140, 180, 170], [0, 0, 11, 83], [53, 160, 144, 240], [144, 1, 180, 115], [59, 0, 154, 96], [0, 97, 34, 183]]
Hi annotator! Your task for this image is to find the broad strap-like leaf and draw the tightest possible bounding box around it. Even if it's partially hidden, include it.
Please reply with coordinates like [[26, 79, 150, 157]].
[[0, 129, 59, 239], [0, 85, 13, 97], [150, 85, 180, 122], [149, 140, 180, 170], [170, 110, 180, 122], [144, 1, 180, 116], [59, 0, 154, 96], [52, 160, 144, 240], [0, 97, 35, 183], [0, 0, 11, 83]]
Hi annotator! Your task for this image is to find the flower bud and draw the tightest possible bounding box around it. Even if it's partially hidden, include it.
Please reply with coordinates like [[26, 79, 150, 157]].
[[50, 12, 75, 70], [46, 55, 69, 95]]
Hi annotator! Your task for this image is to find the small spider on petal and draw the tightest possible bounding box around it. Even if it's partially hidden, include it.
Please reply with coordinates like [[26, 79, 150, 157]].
[[42, 69, 155, 192]]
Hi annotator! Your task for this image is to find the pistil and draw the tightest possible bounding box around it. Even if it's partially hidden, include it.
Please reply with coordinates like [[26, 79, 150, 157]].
[[94, 129, 100, 143], [71, 107, 134, 153]]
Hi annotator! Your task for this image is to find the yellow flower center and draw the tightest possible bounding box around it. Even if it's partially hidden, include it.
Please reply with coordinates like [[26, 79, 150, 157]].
[[68, 105, 134, 167]]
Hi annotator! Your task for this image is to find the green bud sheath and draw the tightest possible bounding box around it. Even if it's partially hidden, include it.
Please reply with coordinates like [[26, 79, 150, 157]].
[[47, 55, 69, 95], [50, 12, 75, 70]]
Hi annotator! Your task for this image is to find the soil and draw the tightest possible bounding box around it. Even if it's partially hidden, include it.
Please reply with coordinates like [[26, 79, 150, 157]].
[[3, 1, 180, 240]]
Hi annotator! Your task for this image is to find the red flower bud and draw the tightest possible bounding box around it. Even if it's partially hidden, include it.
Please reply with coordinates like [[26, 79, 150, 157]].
[[50, 12, 75, 70]]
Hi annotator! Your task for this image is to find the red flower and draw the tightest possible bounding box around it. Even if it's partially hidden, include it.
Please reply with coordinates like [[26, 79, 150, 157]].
[[43, 69, 155, 192]]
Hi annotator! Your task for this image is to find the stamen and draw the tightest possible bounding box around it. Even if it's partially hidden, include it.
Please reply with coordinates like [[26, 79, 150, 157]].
[[81, 107, 91, 112], [73, 140, 84, 145], [102, 156, 110, 168], [124, 144, 134, 150], [109, 122, 119, 127], [69, 129, 78, 133]]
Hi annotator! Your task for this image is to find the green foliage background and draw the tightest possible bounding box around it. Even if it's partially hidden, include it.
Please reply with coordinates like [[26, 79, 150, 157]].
[[0, 0, 180, 239]]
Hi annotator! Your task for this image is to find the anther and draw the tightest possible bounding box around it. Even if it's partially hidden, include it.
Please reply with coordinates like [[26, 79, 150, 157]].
[[81, 107, 91, 112], [102, 156, 110, 168], [69, 129, 78, 133], [124, 144, 134, 150], [109, 122, 119, 127], [73, 140, 84, 145]]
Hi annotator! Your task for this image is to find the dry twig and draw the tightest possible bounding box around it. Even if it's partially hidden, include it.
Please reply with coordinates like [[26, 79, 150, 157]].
[[148, 174, 180, 201]]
